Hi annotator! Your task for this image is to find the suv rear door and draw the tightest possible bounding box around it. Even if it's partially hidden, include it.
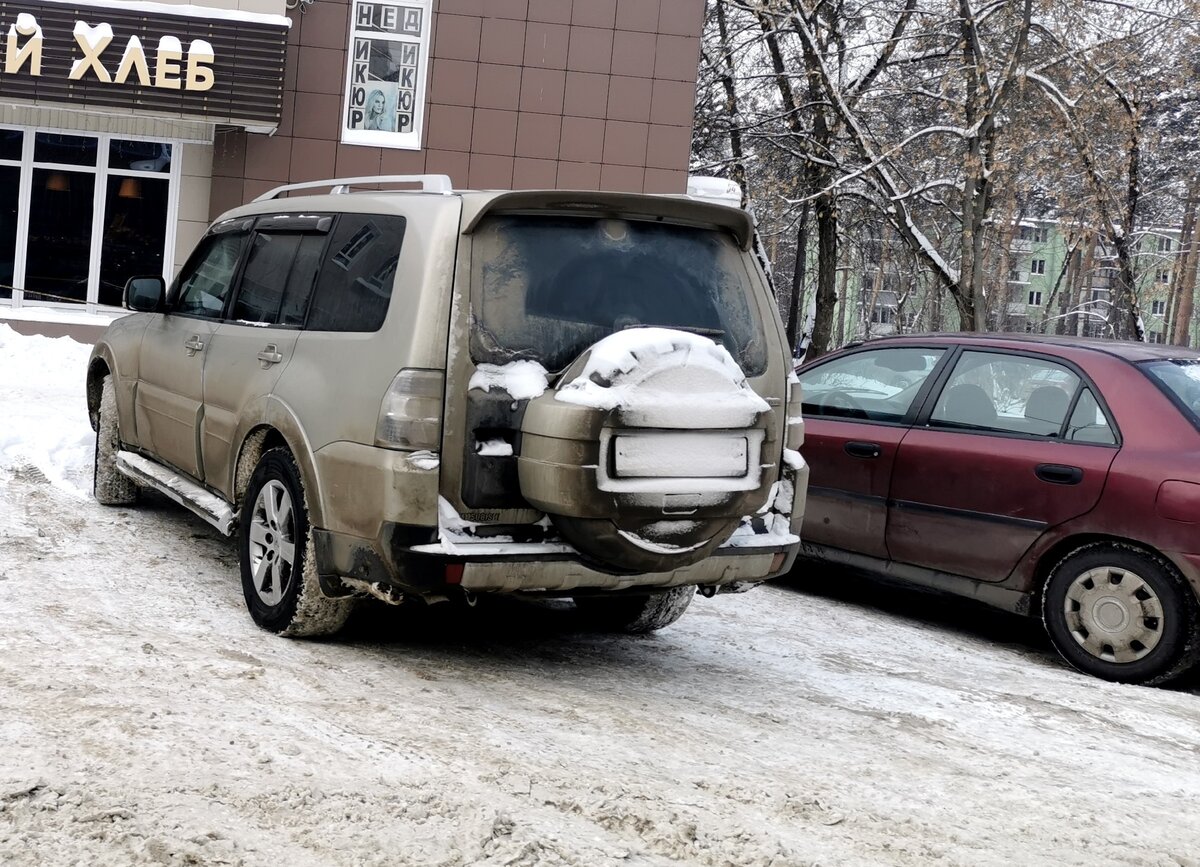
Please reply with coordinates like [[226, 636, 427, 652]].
[[444, 210, 777, 512], [886, 348, 1120, 581]]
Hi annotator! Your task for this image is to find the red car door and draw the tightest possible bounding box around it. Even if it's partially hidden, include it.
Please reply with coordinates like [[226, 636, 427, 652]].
[[797, 346, 948, 558], [886, 349, 1120, 582]]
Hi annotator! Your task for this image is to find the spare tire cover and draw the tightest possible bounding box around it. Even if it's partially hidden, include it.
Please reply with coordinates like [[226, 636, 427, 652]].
[[518, 327, 776, 574]]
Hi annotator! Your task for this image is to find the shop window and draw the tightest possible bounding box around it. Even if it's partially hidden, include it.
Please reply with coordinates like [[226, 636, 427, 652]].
[[1, 128, 22, 299], [34, 132, 97, 167], [99, 175, 170, 307], [0, 128, 21, 161], [2, 128, 176, 308], [109, 140, 171, 173], [0, 165, 17, 299], [24, 168, 96, 303]]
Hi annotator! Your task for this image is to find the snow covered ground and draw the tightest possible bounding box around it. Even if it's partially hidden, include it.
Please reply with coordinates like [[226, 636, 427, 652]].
[[2, 323, 1200, 866]]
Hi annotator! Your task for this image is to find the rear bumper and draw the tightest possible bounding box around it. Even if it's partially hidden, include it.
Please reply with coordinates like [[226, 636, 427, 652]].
[[452, 546, 790, 593], [311, 524, 797, 598]]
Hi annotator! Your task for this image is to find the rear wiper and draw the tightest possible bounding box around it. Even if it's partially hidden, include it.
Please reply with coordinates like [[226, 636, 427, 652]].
[[621, 323, 726, 341]]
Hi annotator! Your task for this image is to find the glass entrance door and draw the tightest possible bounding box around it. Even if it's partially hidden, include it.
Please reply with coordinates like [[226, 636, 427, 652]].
[[0, 126, 179, 310]]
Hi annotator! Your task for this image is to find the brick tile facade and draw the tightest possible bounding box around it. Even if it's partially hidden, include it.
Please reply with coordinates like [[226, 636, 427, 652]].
[[210, 0, 700, 217]]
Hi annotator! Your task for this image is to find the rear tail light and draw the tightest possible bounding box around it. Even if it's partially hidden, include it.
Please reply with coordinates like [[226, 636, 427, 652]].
[[376, 368, 444, 450]]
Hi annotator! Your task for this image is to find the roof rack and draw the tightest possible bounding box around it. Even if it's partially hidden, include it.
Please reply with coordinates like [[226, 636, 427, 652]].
[[252, 174, 454, 202]]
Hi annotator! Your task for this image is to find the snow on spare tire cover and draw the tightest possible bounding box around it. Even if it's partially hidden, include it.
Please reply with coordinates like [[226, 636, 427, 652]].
[[554, 328, 768, 426], [519, 327, 772, 574]]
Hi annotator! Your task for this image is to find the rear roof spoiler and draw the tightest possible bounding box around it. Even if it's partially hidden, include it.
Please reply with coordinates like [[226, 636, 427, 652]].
[[459, 190, 755, 250]]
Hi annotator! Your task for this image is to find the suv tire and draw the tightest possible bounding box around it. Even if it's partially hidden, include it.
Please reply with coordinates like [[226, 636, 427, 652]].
[[239, 448, 355, 637], [574, 586, 695, 634], [93, 374, 137, 506], [1042, 542, 1200, 685]]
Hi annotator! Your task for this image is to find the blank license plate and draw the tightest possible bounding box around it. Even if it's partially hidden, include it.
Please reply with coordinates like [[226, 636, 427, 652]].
[[612, 434, 748, 478]]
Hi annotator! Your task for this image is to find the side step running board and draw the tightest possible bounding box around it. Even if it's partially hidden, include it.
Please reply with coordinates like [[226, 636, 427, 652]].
[[116, 451, 237, 536]]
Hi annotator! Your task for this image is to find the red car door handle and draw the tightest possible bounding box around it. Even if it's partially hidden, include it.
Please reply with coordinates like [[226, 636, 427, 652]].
[[845, 441, 882, 459], [1036, 464, 1083, 485]]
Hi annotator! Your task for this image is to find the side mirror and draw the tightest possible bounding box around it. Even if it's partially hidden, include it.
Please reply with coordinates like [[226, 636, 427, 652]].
[[125, 276, 165, 312]]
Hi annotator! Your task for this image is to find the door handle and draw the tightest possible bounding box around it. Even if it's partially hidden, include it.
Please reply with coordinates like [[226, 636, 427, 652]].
[[1036, 463, 1083, 485], [257, 344, 284, 368], [844, 441, 882, 459], [183, 335, 205, 355]]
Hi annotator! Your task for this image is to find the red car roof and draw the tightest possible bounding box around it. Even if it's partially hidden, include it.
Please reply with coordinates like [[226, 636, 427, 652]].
[[846, 332, 1200, 364]]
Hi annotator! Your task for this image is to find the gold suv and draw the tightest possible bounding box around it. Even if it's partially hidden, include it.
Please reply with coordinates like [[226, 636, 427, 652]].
[[87, 175, 807, 636]]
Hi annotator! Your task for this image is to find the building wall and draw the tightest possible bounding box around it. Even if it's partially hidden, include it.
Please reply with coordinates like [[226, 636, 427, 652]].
[[175, 143, 215, 275], [210, 0, 704, 217]]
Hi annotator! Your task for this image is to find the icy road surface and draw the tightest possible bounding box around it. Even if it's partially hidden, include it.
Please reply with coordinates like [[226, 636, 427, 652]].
[[3, 325, 1200, 866]]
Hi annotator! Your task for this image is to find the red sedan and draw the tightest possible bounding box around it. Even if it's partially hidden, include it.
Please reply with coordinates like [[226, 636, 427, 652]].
[[794, 333, 1200, 685]]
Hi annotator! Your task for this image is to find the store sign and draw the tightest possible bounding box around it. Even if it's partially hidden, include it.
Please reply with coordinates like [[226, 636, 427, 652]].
[[5, 14, 215, 90], [341, 0, 432, 150], [0, 0, 288, 131]]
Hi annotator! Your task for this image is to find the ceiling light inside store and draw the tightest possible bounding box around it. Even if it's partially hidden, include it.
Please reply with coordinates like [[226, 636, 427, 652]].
[[118, 178, 142, 199], [45, 173, 71, 192]]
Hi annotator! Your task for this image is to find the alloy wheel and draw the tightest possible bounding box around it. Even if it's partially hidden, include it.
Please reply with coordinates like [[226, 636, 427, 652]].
[[247, 480, 297, 607]]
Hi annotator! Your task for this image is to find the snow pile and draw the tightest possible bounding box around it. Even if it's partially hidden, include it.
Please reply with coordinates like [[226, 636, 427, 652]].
[[0, 304, 124, 327], [556, 328, 769, 428], [476, 439, 513, 457], [468, 360, 549, 401], [406, 449, 440, 471], [724, 460, 804, 549], [0, 325, 94, 498], [419, 496, 572, 556]]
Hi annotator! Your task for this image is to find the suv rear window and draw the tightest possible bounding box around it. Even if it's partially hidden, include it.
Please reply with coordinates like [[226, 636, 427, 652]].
[[469, 215, 767, 374], [306, 214, 405, 332]]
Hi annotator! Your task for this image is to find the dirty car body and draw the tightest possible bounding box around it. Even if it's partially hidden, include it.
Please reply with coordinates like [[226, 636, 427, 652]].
[[87, 177, 807, 637], [796, 332, 1200, 685]]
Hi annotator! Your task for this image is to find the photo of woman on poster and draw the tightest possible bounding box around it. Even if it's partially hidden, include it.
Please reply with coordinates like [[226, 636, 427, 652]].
[[365, 89, 392, 131]]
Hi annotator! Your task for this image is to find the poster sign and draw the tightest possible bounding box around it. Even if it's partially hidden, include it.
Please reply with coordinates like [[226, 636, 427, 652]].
[[341, 0, 431, 149]]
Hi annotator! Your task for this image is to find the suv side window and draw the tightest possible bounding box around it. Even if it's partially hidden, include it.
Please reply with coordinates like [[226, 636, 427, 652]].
[[307, 214, 406, 332], [175, 229, 249, 318], [798, 347, 943, 422], [231, 231, 325, 326], [930, 351, 1080, 437]]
